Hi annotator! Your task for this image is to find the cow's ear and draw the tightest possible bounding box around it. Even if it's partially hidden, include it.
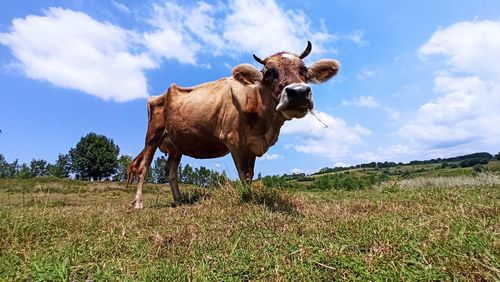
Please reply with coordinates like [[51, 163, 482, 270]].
[[307, 59, 340, 84], [232, 64, 263, 85]]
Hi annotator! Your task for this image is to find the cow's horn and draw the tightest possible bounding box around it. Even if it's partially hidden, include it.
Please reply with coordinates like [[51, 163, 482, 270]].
[[299, 41, 312, 59], [253, 54, 266, 65]]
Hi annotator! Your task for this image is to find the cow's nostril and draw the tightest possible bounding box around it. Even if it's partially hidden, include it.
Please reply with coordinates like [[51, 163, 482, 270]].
[[286, 85, 311, 97]]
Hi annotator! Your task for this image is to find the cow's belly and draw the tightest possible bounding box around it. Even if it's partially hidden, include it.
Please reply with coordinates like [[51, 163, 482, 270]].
[[163, 130, 229, 159]]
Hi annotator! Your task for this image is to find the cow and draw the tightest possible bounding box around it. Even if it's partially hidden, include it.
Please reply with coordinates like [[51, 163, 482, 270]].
[[128, 41, 340, 209]]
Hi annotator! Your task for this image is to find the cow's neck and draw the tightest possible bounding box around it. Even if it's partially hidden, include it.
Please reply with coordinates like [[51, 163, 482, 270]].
[[244, 87, 286, 157]]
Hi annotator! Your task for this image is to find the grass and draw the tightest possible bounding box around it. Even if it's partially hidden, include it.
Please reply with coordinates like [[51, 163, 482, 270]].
[[0, 176, 499, 281]]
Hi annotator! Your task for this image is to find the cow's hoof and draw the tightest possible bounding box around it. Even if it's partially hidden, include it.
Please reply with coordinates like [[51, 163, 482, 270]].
[[131, 199, 144, 209]]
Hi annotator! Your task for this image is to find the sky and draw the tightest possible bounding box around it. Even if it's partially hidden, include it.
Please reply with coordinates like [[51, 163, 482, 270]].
[[1, 0, 499, 178]]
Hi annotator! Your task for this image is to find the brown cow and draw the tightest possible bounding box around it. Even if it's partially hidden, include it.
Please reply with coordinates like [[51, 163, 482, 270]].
[[128, 41, 339, 208]]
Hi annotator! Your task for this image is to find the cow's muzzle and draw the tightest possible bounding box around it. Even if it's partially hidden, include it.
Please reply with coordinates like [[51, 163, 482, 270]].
[[276, 83, 313, 120]]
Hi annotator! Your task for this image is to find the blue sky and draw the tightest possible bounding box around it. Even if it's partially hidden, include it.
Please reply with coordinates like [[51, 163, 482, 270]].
[[1, 0, 499, 177]]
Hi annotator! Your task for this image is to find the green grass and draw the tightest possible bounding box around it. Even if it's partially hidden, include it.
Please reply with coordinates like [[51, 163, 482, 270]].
[[0, 176, 499, 281]]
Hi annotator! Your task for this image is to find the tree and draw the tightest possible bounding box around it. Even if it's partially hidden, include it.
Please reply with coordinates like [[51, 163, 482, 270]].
[[496, 152, 500, 160], [0, 154, 10, 178], [17, 163, 31, 179], [177, 163, 225, 187], [152, 156, 168, 183], [114, 155, 132, 182], [69, 133, 119, 181], [180, 164, 195, 184], [48, 154, 71, 178], [30, 159, 48, 177]]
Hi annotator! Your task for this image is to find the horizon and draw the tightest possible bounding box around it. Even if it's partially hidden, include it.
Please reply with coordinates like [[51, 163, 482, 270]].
[[1, 1, 500, 178]]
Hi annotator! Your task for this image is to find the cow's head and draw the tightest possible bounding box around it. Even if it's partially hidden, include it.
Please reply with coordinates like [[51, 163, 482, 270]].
[[232, 41, 340, 120]]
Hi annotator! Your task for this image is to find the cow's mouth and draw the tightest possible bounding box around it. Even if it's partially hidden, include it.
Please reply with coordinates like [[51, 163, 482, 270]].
[[280, 106, 310, 120]]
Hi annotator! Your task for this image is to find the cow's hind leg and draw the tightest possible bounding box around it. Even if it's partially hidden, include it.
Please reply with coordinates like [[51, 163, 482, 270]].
[[166, 152, 182, 203], [132, 146, 157, 209]]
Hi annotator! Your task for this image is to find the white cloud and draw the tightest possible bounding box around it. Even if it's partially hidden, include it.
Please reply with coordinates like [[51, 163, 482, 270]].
[[144, 0, 339, 65], [383, 106, 401, 119], [333, 161, 347, 167], [0, 1, 348, 102], [346, 30, 368, 47], [111, 1, 130, 13], [342, 95, 380, 108], [291, 168, 304, 174], [223, 0, 336, 57], [357, 68, 376, 80], [282, 111, 370, 160], [0, 7, 156, 102], [397, 20, 500, 154], [419, 20, 500, 80], [144, 1, 225, 65], [355, 144, 414, 162], [261, 153, 283, 160]]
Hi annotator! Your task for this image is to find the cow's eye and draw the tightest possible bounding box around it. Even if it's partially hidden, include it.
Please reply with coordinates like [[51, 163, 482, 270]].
[[300, 66, 308, 77], [264, 69, 277, 79]]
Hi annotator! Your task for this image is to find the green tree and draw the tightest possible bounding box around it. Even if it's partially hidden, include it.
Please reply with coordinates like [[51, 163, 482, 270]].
[[180, 164, 195, 184], [30, 159, 48, 177], [152, 156, 168, 183], [113, 155, 132, 182], [0, 154, 11, 178], [48, 154, 71, 178], [178, 164, 224, 187], [17, 163, 31, 178], [69, 133, 119, 181], [194, 166, 211, 186]]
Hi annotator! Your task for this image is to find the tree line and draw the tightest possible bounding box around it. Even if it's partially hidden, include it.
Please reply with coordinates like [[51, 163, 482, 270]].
[[0, 132, 226, 186]]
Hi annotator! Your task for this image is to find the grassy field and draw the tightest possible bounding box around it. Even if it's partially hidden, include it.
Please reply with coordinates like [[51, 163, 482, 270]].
[[1, 175, 499, 281]]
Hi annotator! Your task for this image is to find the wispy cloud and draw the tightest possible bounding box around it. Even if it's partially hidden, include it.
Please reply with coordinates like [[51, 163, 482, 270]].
[[260, 153, 283, 160], [345, 30, 368, 47], [383, 106, 401, 119], [342, 95, 380, 108], [111, 0, 130, 13], [356, 68, 376, 80]]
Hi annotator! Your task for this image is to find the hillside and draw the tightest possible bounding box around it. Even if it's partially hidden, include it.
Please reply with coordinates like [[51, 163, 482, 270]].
[[313, 152, 498, 175], [260, 157, 500, 191]]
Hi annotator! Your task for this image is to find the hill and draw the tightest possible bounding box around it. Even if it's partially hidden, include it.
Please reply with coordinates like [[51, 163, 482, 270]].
[[259, 153, 500, 190], [313, 152, 498, 175]]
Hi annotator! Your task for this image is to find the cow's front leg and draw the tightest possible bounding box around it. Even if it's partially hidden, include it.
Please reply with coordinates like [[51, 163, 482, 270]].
[[132, 146, 156, 209], [230, 151, 256, 185]]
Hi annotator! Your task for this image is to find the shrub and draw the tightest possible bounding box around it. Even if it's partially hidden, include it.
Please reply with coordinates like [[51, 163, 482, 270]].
[[473, 164, 483, 173], [262, 175, 300, 189], [309, 172, 388, 190]]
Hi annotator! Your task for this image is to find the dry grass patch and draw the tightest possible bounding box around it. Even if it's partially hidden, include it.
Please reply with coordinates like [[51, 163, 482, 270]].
[[0, 177, 499, 281]]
